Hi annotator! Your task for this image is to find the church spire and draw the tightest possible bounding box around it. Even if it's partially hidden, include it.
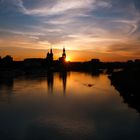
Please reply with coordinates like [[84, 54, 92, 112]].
[[62, 47, 66, 58], [50, 45, 53, 54], [46, 46, 53, 61]]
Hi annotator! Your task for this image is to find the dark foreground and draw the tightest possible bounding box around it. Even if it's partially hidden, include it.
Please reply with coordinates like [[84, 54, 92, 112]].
[[109, 66, 140, 113]]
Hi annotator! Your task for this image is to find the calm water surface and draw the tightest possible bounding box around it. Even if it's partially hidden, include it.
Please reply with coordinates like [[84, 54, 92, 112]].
[[0, 72, 140, 140]]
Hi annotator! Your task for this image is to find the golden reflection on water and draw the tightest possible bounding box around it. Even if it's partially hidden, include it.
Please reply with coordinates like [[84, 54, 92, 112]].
[[12, 72, 115, 98], [0, 72, 124, 110]]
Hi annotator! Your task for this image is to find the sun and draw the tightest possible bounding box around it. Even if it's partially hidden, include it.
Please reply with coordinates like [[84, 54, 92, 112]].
[[66, 57, 71, 62]]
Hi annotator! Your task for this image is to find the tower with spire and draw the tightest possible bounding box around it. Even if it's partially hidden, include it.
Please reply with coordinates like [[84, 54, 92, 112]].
[[62, 48, 66, 58], [46, 48, 53, 62], [59, 47, 66, 63]]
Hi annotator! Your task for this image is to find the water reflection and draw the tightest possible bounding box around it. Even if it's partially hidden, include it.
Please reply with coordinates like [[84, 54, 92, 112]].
[[59, 71, 68, 95], [0, 78, 14, 89], [46, 71, 69, 96], [0, 72, 139, 113], [47, 72, 54, 95], [0, 72, 140, 140], [0, 72, 70, 99], [0, 77, 14, 102]]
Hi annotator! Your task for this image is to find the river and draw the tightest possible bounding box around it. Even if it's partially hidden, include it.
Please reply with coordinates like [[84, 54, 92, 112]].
[[0, 72, 140, 140]]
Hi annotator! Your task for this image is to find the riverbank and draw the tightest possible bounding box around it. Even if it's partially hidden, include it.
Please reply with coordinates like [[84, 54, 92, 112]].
[[109, 67, 140, 113]]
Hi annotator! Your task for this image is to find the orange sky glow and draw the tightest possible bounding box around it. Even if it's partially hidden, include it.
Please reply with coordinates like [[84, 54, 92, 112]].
[[0, 0, 140, 62]]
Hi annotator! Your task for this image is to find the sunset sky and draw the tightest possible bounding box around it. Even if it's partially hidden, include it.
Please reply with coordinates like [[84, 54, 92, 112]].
[[0, 0, 140, 61]]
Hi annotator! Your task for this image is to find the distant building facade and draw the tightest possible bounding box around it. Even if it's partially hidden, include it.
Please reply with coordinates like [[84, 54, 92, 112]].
[[24, 58, 44, 68]]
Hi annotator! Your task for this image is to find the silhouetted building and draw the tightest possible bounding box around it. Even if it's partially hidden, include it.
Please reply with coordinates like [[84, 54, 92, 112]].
[[24, 58, 44, 68], [1, 55, 13, 67], [91, 59, 100, 63], [59, 48, 66, 63], [2, 55, 13, 63], [46, 48, 53, 62], [135, 59, 140, 63], [62, 48, 66, 58], [127, 60, 133, 64]]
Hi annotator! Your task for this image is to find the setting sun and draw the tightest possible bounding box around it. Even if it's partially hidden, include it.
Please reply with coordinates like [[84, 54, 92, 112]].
[[66, 57, 71, 62]]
